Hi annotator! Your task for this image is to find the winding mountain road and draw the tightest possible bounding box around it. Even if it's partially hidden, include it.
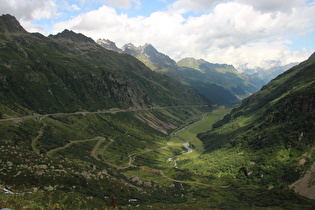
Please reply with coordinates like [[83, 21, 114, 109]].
[[1, 105, 227, 188], [46, 137, 104, 156], [0, 105, 207, 122]]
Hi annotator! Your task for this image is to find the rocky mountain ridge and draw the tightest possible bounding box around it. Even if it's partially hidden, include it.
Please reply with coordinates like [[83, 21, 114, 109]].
[[96, 38, 123, 53], [97, 40, 262, 105]]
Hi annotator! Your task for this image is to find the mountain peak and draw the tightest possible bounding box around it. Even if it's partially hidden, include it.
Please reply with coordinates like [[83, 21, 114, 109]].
[[0, 14, 27, 33], [141, 43, 158, 53], [96, 38, 122, 53], [177, 57, 203, 69], [121, 43, 141, 57], [50, 29, 95, 43], [122, 43, 138, 51]]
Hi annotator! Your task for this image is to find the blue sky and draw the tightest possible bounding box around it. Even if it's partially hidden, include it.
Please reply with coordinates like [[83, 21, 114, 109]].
[[1, 0, 315, 70]]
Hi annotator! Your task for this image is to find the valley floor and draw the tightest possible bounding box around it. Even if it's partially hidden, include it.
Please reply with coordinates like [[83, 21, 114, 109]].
[[1, 106, 315, 209]]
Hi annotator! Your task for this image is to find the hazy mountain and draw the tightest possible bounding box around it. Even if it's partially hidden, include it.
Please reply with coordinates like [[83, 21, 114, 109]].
[[240, 62, 299, 84], [99, 42, 262, 105], [177, 57, 260, 102], [199, 53, 315, 199]]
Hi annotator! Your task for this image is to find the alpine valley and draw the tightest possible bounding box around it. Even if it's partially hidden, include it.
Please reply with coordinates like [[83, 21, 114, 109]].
[[97, 39, 263, 105], [0, 14, 315, 209]]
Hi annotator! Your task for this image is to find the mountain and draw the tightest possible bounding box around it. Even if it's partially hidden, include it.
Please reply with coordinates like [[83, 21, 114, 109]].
[[241, 72, 266, 89], [121, 43, 178, 71], [198, 53, 315, 199], [0, 13, 27, 33], [240, 62, 299, 84], [96, 38, 123, 53], [123, 43, 178, 68], [0, 14, 212, 207], [1, 14, 314, 209], [0, 14, 208, 117], [177, 57, 260, 104], [99, 42, 262, 105]]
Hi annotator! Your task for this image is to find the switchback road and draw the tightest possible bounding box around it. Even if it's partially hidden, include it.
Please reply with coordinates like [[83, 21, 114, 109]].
[[0, 105, 207, 122]]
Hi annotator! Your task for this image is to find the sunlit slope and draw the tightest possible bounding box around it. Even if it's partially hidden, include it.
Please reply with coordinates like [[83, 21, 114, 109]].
[[199, 54, 315, 190]]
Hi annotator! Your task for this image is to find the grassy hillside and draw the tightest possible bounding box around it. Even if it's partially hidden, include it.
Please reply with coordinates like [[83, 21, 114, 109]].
[[178, 58, 259, 101], [197, 54, 315, 194], [0, 15, 208, 118], [0, 14, 211, 208]]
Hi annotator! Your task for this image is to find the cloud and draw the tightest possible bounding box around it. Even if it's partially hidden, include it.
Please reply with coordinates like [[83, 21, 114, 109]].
[[52, 1, 315, 69], [0, 0, 305, 69], [54, 6, 128, 32], [88, 0, 141, 9], [236, 0, 306, 13], [189, 2, 315, 47], [0, 0, 58, 35], [170, 0, 227, 13], [204, 43, 312, 69], [70, 4, 81, 11], [0, 0, 57, 21]]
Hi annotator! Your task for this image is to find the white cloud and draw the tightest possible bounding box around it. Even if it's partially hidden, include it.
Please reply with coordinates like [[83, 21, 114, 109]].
[[0, 0, 57, 34], [170, 0, 227, 13], [3, 0, 310, 70], [0, 0, 57, 21], [89, 0, 141, 9], [70, 5, 81, 11], [237, 0, 306, 13], [186, 2, 315, 48], [54, 6, 128, 32], [52, 1, 315, 69], [205, 44, 312, 69]]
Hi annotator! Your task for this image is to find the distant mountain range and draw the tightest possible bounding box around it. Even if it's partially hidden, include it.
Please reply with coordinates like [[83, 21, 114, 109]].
[[240, 62, 299, 84], [97, 39, 263, 105]]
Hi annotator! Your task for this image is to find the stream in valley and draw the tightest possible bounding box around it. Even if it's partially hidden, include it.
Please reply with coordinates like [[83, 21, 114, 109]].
[[169, 114, 205, 168]]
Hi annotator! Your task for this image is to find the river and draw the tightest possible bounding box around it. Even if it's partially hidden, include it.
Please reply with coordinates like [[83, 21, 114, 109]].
[[169, 114, 205, 167]]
